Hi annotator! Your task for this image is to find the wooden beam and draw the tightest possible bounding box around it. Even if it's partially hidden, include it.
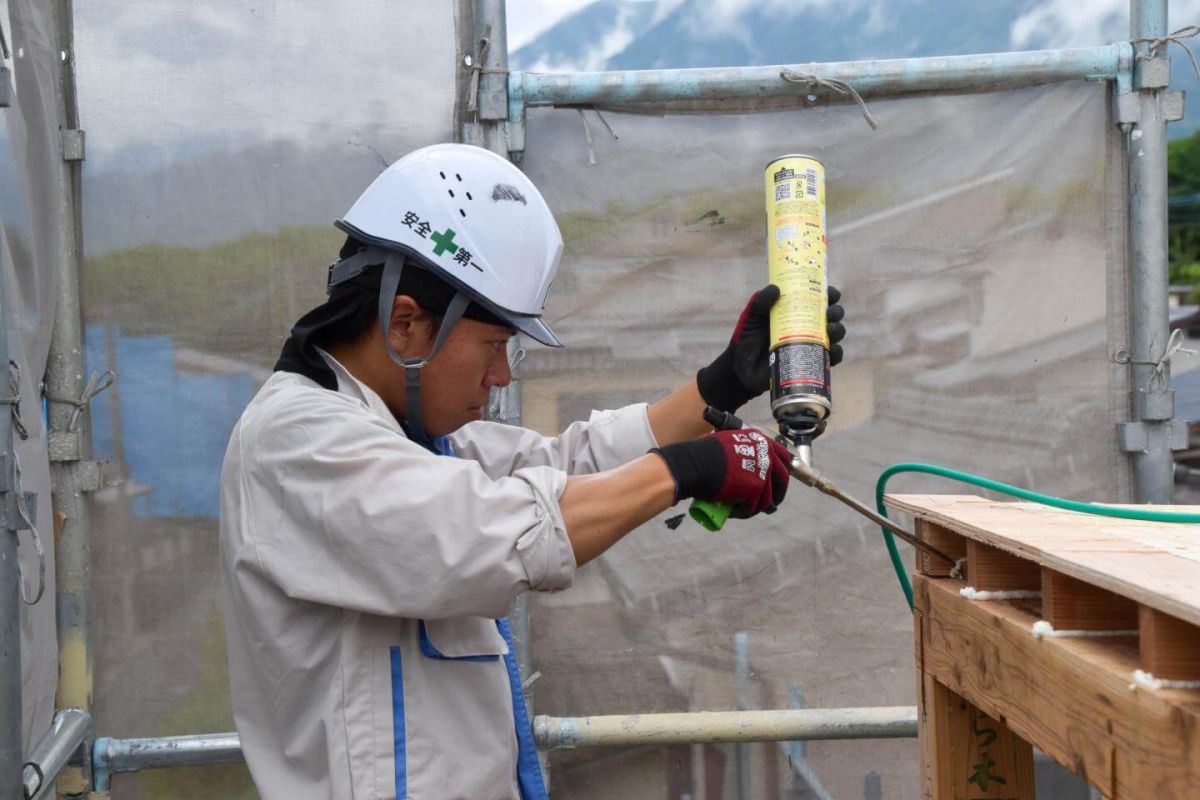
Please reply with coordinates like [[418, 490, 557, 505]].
[[916, 520, 968, 578], [1139, 606, 1200, 681], [916, 574, 1200, 799], [1041, 568, 1138, 631], [966, 540, 1040, 592], [919, 673, 1035, 799]]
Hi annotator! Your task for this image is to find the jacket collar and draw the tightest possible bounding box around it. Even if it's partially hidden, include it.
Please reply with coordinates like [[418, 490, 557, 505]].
[[316, 348, 404, 435]]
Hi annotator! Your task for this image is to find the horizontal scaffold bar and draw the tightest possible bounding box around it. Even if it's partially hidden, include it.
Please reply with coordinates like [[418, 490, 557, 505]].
[[85, 706, 918, 786], [514, 44, 1133, 107], [92, 732, 243, 792], [534, 706, 919, 750]]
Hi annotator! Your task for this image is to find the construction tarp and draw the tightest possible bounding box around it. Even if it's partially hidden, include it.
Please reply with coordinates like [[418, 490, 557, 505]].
[[73, 1, 460, 795], [519, 80, 1127, 799], [0, 0, 70, 753]]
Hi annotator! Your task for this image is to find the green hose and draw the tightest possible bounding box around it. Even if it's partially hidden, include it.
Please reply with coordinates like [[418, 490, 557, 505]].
[[874, 462, 1200, 609]]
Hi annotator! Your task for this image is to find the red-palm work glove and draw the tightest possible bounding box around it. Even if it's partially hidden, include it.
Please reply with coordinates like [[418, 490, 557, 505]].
[[651, 428, 793, 518]]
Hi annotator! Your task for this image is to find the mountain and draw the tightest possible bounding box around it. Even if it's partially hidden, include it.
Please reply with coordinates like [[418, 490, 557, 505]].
[[512, 0, 1039, 71], [511, 0, 1200, 136], [606, 0, 1038, 70]]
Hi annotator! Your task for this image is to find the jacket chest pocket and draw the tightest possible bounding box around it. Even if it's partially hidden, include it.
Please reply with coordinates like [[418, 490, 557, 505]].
[[398, 617, 518, 797], [418, 616, 509, 661], [354, 617, 514, 799]]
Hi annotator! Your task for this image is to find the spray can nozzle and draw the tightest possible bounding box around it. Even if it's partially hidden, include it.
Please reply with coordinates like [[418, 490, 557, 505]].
[[776, 411, 825, 469]]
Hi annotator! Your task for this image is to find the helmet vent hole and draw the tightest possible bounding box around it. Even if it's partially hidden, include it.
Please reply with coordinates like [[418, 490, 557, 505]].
[[466, 192, 473, 201], [448, 189, 456, 198], [439, 171, 446, 180], [459, 209, 467, 218], [456, 173, 462, 182]]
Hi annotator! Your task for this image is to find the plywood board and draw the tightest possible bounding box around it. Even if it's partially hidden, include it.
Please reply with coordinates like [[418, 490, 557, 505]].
[[886, 494, 1200, 628]]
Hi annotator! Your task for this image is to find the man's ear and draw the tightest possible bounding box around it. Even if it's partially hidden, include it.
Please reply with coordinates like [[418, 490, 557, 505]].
[[387, 295, 425, 355]]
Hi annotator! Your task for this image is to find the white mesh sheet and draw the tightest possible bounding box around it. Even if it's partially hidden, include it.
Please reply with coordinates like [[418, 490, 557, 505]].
[[73, 2, 459, 796], [520, 82, 1128, 799], [1, 0, 70, 754]]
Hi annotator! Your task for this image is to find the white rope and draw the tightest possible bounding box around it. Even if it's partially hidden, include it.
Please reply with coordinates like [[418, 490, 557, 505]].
[[1133, 24, 1200, 83], [574, 109, 619, 165], [960, 587, 1041, 601], [13, 452, 43, 606], [1129, 669, 1200, 691], [1030, 620, 1137, 639], [46, 369, 117, 432], [0, 361, 27, 442], [1130, 329, 1198, 390], [465, 31, 509, 116], [780, 67, 878, 130], [578, 109, 596, 166]]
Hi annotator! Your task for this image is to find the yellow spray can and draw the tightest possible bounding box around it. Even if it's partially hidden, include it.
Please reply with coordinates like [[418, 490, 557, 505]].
[[688, 156, 833, 531], [764, 154, 830, 449]]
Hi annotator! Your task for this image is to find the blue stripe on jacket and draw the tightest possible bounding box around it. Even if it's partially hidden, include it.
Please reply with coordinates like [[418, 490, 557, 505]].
[[389, 646, 407, 798], [498, 618, 549, 800]]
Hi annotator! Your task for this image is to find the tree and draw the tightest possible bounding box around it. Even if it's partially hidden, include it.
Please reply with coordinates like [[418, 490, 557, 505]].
[[1168, 130, 1200, 297]]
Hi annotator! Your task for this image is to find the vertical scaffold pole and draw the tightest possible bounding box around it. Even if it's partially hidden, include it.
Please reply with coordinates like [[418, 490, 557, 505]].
[[1127, 0, 1175, 503], [0, 231, 22, 800], [466, 0, 545, 787], [46, 0, 95, 795]]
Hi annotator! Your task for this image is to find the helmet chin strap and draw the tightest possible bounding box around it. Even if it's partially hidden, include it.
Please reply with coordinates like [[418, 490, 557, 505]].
[[377, 251, 470, 448]]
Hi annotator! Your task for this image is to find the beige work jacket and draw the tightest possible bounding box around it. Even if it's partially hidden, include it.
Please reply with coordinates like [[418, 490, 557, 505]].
[[219, 354, 656, 799]]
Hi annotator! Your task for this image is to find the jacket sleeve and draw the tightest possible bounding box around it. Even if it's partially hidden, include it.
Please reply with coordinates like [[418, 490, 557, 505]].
[[239, 396, 576, 620], [447, 402, 659, 480]]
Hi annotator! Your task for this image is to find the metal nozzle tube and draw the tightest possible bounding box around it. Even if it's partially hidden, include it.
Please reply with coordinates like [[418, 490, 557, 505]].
[[787, 458, 958, 568]]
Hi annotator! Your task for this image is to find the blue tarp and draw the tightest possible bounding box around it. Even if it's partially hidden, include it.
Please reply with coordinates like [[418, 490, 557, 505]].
[[86, 325, 254, 518]]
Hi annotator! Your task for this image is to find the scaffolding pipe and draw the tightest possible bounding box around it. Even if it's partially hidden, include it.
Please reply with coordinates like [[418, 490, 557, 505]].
[[469, 0, 548, 787], [1127, 0, 1175, 503], [21, 709, 90, 800], [734, 632, 751, 800], [514, 44, 1131, 109], [44, 0, 96, 796], [533, 707, 919, 750], [92, 733, 244, 792], [83, 706, 917, 784], [0, 171, 21, 800]]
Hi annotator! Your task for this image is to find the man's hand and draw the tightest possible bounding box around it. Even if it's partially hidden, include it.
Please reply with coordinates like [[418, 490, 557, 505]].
[[696, 284, 846, 414], [651, 428, 792, 518]]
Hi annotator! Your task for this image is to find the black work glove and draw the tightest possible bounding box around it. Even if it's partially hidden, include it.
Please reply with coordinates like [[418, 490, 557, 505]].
[[696, 284, 846, 414], [651, 428, 792, 518]]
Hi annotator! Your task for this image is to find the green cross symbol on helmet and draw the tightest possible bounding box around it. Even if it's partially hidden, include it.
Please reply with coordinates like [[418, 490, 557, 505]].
[[430, 227, 458, 256]]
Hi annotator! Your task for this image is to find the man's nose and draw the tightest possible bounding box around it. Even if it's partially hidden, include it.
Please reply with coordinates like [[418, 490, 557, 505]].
[[486, 348, 512, 388]]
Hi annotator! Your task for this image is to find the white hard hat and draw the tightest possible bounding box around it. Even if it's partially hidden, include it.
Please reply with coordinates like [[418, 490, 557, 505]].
[[334, 143, 563, 347], [324, 143, 564, 446]]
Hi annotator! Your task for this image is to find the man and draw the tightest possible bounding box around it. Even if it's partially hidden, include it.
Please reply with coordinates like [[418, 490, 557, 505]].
[[219, 143, 845, 799]]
